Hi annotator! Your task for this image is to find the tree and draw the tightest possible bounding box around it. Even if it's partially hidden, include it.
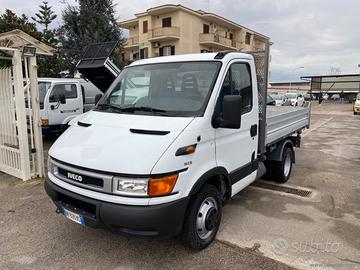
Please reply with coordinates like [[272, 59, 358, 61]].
[[31, 1, 57, 32], [31, 1, 62, 77], [0, 9, 42, 67], [58, 0, 124, 75], [0, 9, 42, 39]]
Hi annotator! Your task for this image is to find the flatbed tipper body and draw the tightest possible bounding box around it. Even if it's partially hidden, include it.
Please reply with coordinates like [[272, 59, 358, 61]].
[[266, 105, 310, 146]]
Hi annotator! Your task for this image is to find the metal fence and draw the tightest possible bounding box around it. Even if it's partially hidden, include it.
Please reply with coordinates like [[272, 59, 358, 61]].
[[0, 48, 44, 180]]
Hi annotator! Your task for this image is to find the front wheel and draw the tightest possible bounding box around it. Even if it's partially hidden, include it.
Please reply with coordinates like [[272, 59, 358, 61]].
[[181, 184, 222, 250]]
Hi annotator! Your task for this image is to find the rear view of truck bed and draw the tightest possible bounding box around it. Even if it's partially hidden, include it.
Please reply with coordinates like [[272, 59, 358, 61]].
[[266, 105, 310, 146]]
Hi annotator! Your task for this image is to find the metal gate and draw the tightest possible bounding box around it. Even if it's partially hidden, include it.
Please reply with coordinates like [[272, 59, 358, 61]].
[[0, 47, 44, 180]]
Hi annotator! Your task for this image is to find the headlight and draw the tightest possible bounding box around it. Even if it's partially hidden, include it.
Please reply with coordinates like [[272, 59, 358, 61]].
[[113, 177, 149, 196], [47, 157, 58, 175], [112, 174, 178, 197]]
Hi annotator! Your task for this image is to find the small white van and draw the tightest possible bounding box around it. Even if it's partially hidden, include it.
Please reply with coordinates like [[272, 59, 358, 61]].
[[34, 78, 102, 135]]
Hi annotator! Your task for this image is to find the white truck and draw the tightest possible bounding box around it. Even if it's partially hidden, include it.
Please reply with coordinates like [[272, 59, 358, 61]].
[[45, 49, 310, 249], [34, 78, 102, 135]]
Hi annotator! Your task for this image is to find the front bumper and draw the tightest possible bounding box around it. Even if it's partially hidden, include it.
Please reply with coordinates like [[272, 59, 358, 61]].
[[354, 107, 360, 113], [44, 177, 189, 238]]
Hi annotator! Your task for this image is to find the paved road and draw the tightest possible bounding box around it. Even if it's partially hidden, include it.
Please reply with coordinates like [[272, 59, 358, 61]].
[[0, 174, 293, 270], [218, 103, 360, 269]]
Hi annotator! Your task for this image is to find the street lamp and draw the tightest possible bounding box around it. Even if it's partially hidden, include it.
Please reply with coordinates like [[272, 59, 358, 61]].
[[289, 66, 305, 91]]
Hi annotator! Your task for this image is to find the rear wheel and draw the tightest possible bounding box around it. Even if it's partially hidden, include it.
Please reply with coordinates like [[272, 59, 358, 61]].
[[272, 147, 293, 183], [181, 184, 222, 250]]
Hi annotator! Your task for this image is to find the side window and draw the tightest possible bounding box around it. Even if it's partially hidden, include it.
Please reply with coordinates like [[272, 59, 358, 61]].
[[217, 63, 253, 114], [50, 84, 77, 102], [231, 63, 252, 114]]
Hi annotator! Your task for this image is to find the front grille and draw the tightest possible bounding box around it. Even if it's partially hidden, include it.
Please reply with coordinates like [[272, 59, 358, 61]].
[[58, 167, 104, 188]]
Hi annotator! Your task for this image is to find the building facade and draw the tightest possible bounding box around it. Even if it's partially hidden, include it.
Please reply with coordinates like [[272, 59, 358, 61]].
[[118, 4, 270, 61]]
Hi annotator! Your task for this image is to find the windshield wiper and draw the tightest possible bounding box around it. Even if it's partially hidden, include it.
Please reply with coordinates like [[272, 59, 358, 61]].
[[122, 106, 171, 116]]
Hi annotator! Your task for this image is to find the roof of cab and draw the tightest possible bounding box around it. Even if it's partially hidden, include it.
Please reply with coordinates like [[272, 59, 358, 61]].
[[129, 52, 253, 67]]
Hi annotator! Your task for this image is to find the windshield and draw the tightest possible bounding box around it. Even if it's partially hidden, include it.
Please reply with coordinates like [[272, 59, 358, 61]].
[[274, 95, 284, 100], [39, 81, 52, 109], [286, 93, 297, 99], [97, 61, 221, 117]]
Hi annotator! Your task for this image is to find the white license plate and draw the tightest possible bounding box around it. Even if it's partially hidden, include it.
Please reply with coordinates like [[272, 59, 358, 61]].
[[61, 207, 85, 225]]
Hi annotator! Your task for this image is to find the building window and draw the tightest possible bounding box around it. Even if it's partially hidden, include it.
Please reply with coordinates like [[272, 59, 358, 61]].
[[201, 49, 212, 53], [159, 46, 175, 56], [203, 24, 210, 34], [140, 48, 148, 59], [143, 20, 148, 33], [229, 33, 233, 40], [245, 32, 251, 45], [162, 17, 172, 27]]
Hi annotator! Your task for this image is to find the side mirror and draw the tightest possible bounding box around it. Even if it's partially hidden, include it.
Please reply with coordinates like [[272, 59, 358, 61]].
[[59, 95, 66, 104], [212, 95, 242, 129], [95, 94, 103, 105]]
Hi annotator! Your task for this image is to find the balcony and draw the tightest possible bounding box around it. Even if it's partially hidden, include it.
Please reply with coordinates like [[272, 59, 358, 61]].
[[148, 27, 180, 42], [124, 36, 139, 49], [199, 33, 239, 50]]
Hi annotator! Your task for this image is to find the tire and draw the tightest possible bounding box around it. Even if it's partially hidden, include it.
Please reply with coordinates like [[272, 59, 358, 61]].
[[181, 184, 222, 250], [271, 147, 293, 183]]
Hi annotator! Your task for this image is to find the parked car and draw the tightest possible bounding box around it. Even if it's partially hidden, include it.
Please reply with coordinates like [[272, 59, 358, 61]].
[[267, 94, 276, 105], [285, 93, 305, 106], [272, 94, 289, 106], [354, 93, 360, 115], [331, 94, 340, 101], [303, 93, 313, 101], [322, 93, 329, 100]]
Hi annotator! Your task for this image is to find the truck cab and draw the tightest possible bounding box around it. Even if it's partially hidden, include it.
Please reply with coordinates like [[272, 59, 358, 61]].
[[45, 52, 310, 249], [36, 78, 102, 135]]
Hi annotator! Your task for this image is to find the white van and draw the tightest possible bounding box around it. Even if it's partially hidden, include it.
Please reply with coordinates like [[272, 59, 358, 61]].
[[45, 52, 310, 249], [35, 78, 102, 135]]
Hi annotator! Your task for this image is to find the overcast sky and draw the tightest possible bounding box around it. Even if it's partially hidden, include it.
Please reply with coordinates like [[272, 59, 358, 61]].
[[1, 0, 360, 81]]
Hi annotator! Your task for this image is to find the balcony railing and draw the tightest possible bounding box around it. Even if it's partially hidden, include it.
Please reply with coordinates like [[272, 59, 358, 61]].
[[150, 27, 180, 40], [124, 36, 139, 48], [199, 33, 238, 50]]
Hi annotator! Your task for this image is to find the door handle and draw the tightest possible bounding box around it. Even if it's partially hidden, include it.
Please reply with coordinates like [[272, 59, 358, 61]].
[[250, 124, 257, 137]]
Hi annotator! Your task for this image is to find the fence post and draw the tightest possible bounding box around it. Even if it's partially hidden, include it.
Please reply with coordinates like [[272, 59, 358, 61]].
[[12, 50, 31, 180], [28, 56, 44, 177]]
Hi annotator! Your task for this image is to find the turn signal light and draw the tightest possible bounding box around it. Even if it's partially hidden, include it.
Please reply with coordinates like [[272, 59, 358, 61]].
[[41, 118, 49, 126], [175, 144, 197, 156], [148, 175, 178, 196]]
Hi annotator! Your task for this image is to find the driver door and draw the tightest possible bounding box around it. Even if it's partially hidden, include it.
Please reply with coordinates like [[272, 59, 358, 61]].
[[214, 62, 258, 195], [48, 83, 82, 126]]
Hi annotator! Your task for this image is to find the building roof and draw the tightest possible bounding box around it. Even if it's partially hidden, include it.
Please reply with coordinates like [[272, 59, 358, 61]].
[[118, 4, 270, 40], [0, 29, 55, 56], [301, 74, 360, 79]]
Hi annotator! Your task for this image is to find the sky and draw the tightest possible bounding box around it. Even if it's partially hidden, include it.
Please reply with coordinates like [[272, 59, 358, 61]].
[[1, 0, 360, 82]]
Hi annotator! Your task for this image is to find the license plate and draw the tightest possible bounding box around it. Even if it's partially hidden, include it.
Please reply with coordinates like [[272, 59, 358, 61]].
[[61, 207, 85, 225]]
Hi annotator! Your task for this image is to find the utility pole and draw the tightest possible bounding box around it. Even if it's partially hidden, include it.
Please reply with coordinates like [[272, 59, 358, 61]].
[[289, 66, 305, 91]]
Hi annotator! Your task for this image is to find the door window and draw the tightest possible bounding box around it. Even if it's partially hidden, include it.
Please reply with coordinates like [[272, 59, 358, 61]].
[[217, 63, 252, 114], [49, 84, 77, 102]]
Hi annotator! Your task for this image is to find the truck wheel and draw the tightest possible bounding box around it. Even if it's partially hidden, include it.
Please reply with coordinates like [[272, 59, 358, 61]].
[[272, 147, 293, 183], [181, 184, 222, 250]]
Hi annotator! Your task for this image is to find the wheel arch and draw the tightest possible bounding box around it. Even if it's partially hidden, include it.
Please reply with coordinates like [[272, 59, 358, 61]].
[[267, 139, 295, 163], [189, 167, 232, 204]]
